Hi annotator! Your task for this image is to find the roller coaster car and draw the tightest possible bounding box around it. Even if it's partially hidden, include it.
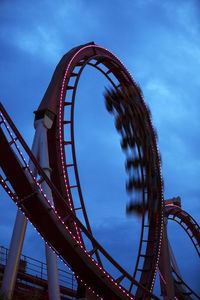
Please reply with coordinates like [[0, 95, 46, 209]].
[[126, 177, 146, 193], [115, 115, 123, 131], [115, 103, 125, 115], [126, 195, 160, 219], [105, 87, 121, 104], [125, 157, 145, 171], [126, 200, 148, 216], [123, 104, 135, 121], [120, 135, 136, 150], [115, 113, 129, 133], [105, 96, 113, 112], [128, 136, 137, 148], [120, 136, 129, 150]]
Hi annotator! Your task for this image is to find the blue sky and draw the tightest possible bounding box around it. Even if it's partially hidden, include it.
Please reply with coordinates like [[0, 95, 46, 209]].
[[0, 0, 199, 297]]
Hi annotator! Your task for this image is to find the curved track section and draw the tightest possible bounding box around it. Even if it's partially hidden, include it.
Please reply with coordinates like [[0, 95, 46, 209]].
[[0, 104, 159, 299], [36, 42, 164, 297], [172, 267, 200, 300], [165, 204, 200, 257], [159, 265, 200, 300], [163, 204, 200, 299]]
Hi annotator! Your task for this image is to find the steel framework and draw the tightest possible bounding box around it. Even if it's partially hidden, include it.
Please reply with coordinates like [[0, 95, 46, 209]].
[[0, 42, 199, 299]]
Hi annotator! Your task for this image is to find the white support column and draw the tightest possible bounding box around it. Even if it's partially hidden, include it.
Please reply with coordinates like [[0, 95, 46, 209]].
[[1, 209, 27, 299], [35, 117, 60, 300], [1, 129, 40, 300]]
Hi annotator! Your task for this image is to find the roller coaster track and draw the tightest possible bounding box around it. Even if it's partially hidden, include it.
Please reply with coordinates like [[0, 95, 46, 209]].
[[165, 205, 200, 257], [0, 104, 158, 299], [0, 42, 199, 299], [0, 41, 164, 300], [167, 204, 200, 299], [38, 42, 164, 298], [158, 204, 200, 299]]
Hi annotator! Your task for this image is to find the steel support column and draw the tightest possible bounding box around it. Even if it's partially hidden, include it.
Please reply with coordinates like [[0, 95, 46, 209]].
[[159, 218, 175, 299], [0, 209, 27, 299]]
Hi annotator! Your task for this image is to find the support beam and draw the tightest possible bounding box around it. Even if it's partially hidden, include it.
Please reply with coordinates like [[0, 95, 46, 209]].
[[159, 217, 175, 299], [0, 130, 39, 300], [35, 116, 60, 300], [0, 209, 27, 299]]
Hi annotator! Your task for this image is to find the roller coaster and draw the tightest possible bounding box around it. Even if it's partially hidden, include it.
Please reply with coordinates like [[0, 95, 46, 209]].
[[0, 42, 199, 299]]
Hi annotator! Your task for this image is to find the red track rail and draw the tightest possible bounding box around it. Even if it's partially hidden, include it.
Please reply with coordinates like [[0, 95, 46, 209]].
[[159, 204, 200, 299]]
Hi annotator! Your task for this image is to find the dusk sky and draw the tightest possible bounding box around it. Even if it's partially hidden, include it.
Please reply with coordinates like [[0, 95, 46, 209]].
[[0, 0, 199, 297]]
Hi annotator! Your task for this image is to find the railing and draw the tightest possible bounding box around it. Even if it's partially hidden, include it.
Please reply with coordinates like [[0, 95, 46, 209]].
[[0, 245, 77, 293]]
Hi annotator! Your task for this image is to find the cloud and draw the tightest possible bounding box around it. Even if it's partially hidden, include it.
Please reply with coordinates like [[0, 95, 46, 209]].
[[92, 216, 143, 274], [0, 0, 81, 62]]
